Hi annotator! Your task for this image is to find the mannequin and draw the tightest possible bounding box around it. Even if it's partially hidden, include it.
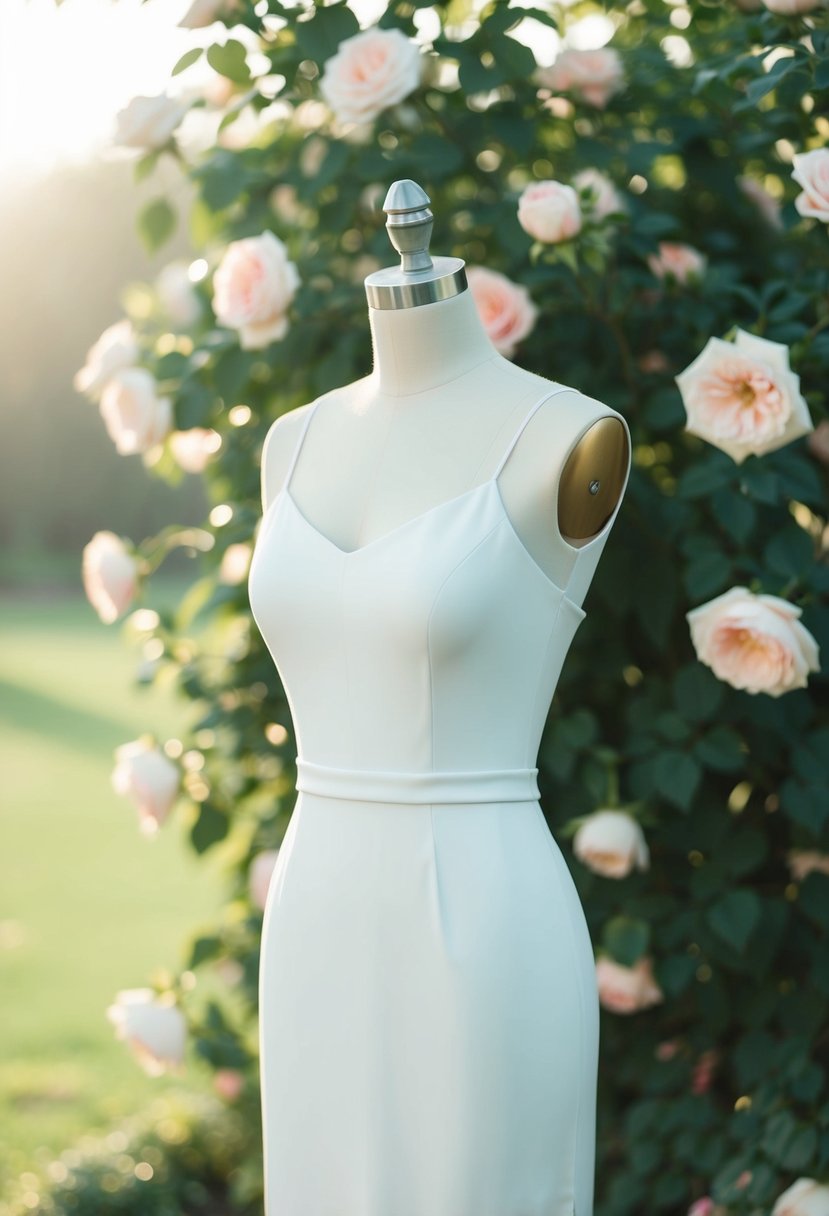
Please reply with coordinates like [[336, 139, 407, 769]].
[[249, 179, 634, 1216], [261, 185, 629, 600]]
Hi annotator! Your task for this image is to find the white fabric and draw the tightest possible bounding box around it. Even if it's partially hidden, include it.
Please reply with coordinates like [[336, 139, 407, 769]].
[[248, 382, 632, 1216]]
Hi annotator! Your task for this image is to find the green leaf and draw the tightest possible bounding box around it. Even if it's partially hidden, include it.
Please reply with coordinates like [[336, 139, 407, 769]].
[[780, 777, 829, 833], [187, 934, 222, 968], [673, 663, 724, 722], [706, 890, 762, 953], [604, 916, 651, 966], [694, 726, 745, 772], [172, 47, 203, 76], [190, 800, 229, 854], [294, 3, 361, 63], [138, 196, 177, 252], [651, 750, 702, 811], [677, 458, 735, 498], [764, 525, 814, 579], [207, 38, 251, 83]]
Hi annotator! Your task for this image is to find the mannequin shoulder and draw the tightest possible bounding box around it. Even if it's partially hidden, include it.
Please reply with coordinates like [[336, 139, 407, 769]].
[[259, 384, 352, 509], [532, 380, 631, 464]]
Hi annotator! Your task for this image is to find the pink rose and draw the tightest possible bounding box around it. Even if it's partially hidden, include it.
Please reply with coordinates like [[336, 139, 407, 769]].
[[73, 319, 139, 401], [113, 94, 188, 150], [212, 230, 300, 350], [738, 175, 784, 228], [786, 849, 829, 881], [518, 180, 582, 243], [572, 809, 650, 879], [688, 1200, 715, 1216], [111, 739, 181, 836], [538, 47, 625, 108], [675, 327, 813, 463], [687, 586, 820, 697], [170, 428, 221, 473], [82, 531, 141, 624], [155, 260, 202, 327], [99, 368, 173, 456], [573, 168, 626, 220], [691, 1048, 720, 1095], [106, 988, 187, 1076], [249, 849, 280, 910], [792, 147, 829, 224], [319, 27, 422, 126], [214, 1068, 245, 1100], [647, 242, 707, 285], [656, 1039, 681, 1061], [466, 266, 538, 357], [772, 1178, 829, 1216], [178, 0, 241, 28], [639, 350, 671, 374], [596, 956, 664, 1014]]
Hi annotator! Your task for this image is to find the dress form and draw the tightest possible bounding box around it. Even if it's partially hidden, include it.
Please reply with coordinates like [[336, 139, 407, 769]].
[[260, 180, 630, 601]]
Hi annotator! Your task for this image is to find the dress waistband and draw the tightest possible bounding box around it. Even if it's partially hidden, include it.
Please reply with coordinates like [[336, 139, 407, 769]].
[[295, 758, 540, 805]]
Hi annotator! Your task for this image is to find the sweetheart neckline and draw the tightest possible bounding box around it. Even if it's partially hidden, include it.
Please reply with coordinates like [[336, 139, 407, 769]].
[[261, 475, 615, 608]]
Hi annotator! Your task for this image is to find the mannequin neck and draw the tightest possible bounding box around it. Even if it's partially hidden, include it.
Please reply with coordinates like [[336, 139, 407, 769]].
[[367, 288, 499, 397]]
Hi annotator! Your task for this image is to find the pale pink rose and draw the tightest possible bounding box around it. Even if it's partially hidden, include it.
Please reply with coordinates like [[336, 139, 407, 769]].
[[787, 849, 829, 881], [249, 849, 280, 910], [178, 0, 241, 28], [687, 586, 820, 697], [572, 809, 649, 879], [220, 542, 252, 585], [106, 988, 187, 1076], [772, 1178, 829, 1216], [73, 319, 139, 400], [111, 739, 180, 836], [763, 0, 824, 12], [596, 956, 664, 1014], [647, 242, 707, 285], [792, 147, 829, 224], [688, 1199, 715, 1216], [212, 230, 300, 349], [691, 1048, 720, 1094], [82, 531, 141, 624], [656, 1039, 681, 1061], [99, 368, 173, 456], [538, 47, 625, 108], [214, 956, 244, 986], [518, 181, 582, 244], [170, 428, 221, 473], [155, 260, 202, 327], [807, 419, 829, 465], [675, 328, 813, 463], [214, 1068, 245, 1100], [573, 168, 626, 220], [738, 175, 784, 228], [466, 266, 538, 357], [639, 350, 671, 374], [113, 94, 188, 150], [319, 27, 422, 126]]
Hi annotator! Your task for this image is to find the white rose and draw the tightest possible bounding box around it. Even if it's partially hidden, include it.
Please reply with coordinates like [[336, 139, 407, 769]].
[[792, 147, 829, 224], [762, 0, 825, 12], [675, 327, 813, 463], [73, 319, 139, 401], [538, 47, 625, 108], [249, 850, 280, 910], [155, 260, 202, 327], [113, 94, 188, 150], [106, 988, 187, 1075], [319, 27, 422, 126], [573, 168, 626, 221], [99, 368, 173, 456], [170, 427, 221, 473], [771, 1178, 829, 1216], [517, 180, 582, 243], [687, 586, 820, 698], [212, 230, 300, 349], [82, 531, 141, 624], [111, 739, 180, 836], [573, 809, 650, 879]]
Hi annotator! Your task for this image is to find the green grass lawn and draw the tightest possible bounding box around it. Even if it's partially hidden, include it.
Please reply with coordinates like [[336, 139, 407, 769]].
[[0, 579, 226, 1187]]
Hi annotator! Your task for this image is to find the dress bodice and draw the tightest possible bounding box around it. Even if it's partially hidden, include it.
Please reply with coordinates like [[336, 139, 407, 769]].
[[248, 384, 632, 800]]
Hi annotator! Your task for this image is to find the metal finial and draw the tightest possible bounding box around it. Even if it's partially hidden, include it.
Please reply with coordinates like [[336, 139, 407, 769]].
[[364, 178, 466, 311]]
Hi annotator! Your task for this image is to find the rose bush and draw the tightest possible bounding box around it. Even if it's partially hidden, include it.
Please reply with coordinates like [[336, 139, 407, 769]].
[[69, 2, 829, 1214]]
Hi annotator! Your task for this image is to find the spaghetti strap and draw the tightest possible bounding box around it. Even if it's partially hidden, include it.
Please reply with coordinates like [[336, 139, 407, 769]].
[[491, 384, 569, 480], [284, 398, 322, 492]]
